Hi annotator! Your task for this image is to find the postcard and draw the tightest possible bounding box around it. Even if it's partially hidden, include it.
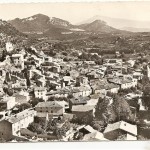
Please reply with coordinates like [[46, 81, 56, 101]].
[[0, 3, 150, 149]]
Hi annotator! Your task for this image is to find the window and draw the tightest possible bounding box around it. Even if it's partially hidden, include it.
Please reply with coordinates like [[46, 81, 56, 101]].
[[51, 110, 53, 113]]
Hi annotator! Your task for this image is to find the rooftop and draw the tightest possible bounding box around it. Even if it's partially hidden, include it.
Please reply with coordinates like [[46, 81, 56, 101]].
[[104, 121, 137, 136], [5, 109, 35, 124], [34, 87, 46, 91], [83, 131, 107, 141], [70, 96, 88, 105], [35, 101, 63, 108], [72, 105, 94, 112]]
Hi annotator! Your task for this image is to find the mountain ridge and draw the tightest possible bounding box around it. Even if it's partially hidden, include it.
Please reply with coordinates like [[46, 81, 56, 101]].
[[78, 20, 119, 33], [8, 14, 129, 40], [78, 15, 150, 32]]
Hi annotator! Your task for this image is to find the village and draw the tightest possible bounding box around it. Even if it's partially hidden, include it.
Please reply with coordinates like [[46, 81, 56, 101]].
[[0, 40, 150, 142]]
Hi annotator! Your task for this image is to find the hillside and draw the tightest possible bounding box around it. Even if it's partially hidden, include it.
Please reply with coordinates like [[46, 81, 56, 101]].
[[79, 15, 150, 32], [9, 14, 124, 40], [0, 19, 25, 38], [78, 20, 119, 33], [0, 19, 27, 49], [9, 14, 73, 33]]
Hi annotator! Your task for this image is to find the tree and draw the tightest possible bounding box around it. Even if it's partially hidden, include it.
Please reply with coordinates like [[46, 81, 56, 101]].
[[63, 57, 69, 62], [30, 97, 44, 107], [70, 51, 79, 57], [34, 117, 47, 130], [82, 114, 93, 125], [71, 113, 93, 125], [0, 137, 6, 143], [142, 85, 150, 110], [133, 63, 139, 69], [62, 51, 68, 56], [121, 52, 125, 58], [48, 50, 56, 57], [78, 52, 89, 60], [46, 117, 66, 132], [95, 97, 109, 121], [118, 88, 133, 96], [67, 94, 73, 99], [91, 120, 105, 132], [22, 68, 30, 86], [73, 132, 83, 140], [95, 59, 103, 65], [30, 98, 39, 107], [5, 72, 11, 83], [15, 103, 32, 112], [3, 86, 13, 96], [1, 49, 7, 62], [141, 75, 149, 87], [95, 96, 117, 124], [53, 121, 71, 139], [28, 122, 44, 134], [46, 119, 57, 132], [46, 80, 57, 91], [112, 95, 132, 122]]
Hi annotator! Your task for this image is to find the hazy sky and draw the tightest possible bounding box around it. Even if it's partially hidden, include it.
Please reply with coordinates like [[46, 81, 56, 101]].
[[1, 2, 150, 24]]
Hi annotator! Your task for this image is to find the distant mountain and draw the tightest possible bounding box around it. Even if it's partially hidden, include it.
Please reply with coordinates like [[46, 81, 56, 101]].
[[9, 14, 126, 40], [121, 27, 150, 32], [78, 20, 119, 33], [79, 15, 150, 32], [9, 14, 73, 33]]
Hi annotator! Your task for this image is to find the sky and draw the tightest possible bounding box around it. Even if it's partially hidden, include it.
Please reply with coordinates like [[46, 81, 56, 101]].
[[1, 2, 150, 24]]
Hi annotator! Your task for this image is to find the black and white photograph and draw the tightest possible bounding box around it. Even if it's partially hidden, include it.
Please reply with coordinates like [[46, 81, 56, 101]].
[[0, 2, 150, 144]]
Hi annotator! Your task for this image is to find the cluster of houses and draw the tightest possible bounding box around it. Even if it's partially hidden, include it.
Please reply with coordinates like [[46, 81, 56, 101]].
[[0, 41, 149, 142]]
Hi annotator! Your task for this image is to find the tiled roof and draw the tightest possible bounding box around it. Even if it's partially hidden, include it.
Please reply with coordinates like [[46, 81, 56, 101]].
[[35, 101, 63, 108], [72, 105, 94, 112], [108, 77, 133, 85], [83, 132, 107, 141], [70, 97, 88, 104], [83, 125, 96, 133], [46, 88, 70, 95], [34, 87, 46, 91], [104, 121, 137, 136], [117, 133, 137, 140], [90, 94, 100, 99], [13, 94, 27, 103], [72, 86, 91, 93], [105, 83, 119, 90], [5, 109, 35, 124]]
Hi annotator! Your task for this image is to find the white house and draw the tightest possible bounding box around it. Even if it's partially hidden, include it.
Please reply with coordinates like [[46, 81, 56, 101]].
[[6, 42, 14, 52], [104, 121, 137, 140], [120, 79, 137, 89], [108, 77, 137, 90], [34, 87, 47, 100], [0, 96, 16, 111], [0, 109, 36, 140], [35, 101, 64, 118], [11, 54, 24, 70]]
